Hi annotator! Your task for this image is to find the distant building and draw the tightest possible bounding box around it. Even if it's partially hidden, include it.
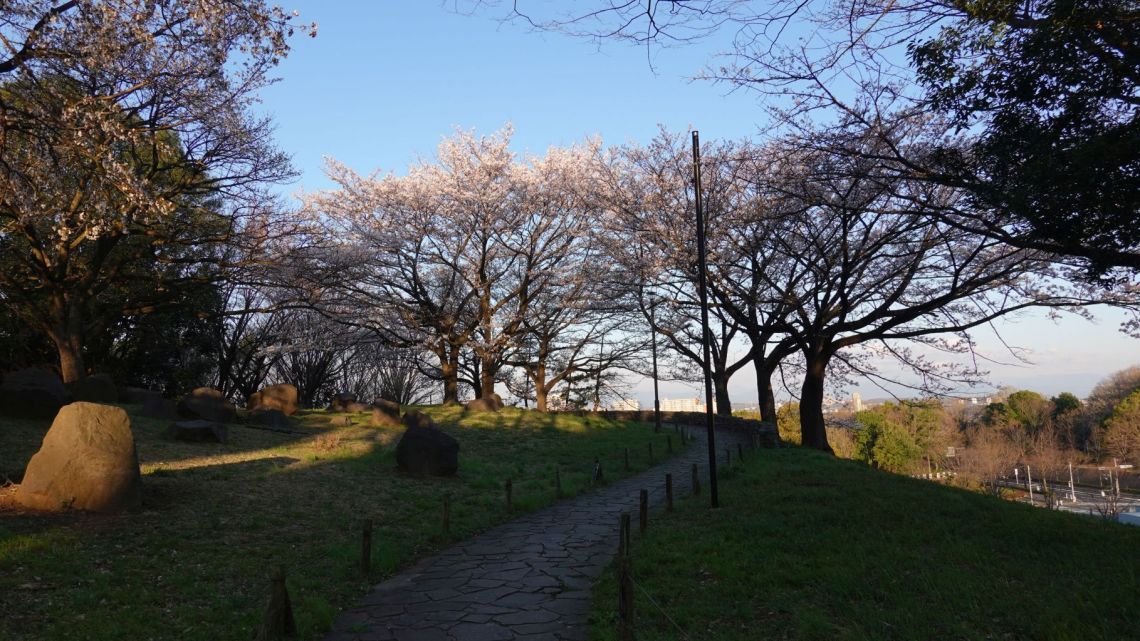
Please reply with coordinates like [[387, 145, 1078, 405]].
[[852, 392, 863, 412], [661, 397, 717, 413], [609, 398, 640, 411]]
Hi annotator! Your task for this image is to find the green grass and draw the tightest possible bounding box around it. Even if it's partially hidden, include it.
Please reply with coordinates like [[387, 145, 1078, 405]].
[[0, 404, 684, 641], [590, 447, 1140, 641]]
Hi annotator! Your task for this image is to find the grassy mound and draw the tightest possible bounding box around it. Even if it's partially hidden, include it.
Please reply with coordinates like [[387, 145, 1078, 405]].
[[0, 404, 682, 640], [590, 447, 1140, 641]]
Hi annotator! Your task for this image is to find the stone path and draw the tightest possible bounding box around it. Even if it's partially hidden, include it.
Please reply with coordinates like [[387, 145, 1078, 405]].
[[323, 425, 750, 641]]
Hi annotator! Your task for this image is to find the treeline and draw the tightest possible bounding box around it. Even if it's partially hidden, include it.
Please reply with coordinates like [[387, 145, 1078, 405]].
[[772, 366, 1140, 484], [2, 3, 1139, 455]]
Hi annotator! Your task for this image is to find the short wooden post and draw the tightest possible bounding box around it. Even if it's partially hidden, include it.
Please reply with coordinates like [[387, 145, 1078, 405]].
[[648, 442, 654, 464], [555, 467, 563, 498], [505, 478, 513, 512], [442, 495, 451, 537], [665, 473, 673, 512], [360, 519, 373, 575], [255, 565, 297, 641], [639, 489, 648, 535], [667, 435, 673, 454], [691, 463, 701, 495], [725, 447, 731, 467], [624, 447, 631, 471], [737, 442, 744, 462], [593, 457, 604, 485], [618, 514, 634, 641]]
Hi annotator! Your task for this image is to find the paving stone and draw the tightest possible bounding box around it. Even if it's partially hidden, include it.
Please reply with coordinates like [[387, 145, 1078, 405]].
[[322, 427, 750, 641], [449, 622, 514, 641], [493, 608, 560, 625]]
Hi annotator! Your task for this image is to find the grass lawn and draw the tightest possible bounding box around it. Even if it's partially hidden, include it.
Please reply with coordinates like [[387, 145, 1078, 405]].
[[0, 404, 682, 641], [590, 447, 1140, 641]]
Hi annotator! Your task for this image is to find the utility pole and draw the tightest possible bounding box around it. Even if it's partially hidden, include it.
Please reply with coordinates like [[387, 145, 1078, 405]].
[[1027, 464, 1034, 505], [1069, 462, 1077, 503], [692, 130, 719, 509]]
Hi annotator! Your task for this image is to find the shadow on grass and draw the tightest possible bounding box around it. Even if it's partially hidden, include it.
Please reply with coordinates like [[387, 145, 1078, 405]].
[[0, 405, 688, 641]]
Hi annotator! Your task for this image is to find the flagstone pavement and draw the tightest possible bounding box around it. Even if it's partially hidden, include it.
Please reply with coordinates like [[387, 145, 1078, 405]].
[[323, 424, 752, 641]]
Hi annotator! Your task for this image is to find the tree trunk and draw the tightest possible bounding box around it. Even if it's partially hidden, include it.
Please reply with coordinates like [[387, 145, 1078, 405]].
[[480, 354, 496, 399], [440, 350, 460, 405], [533, 363, 548, 412], [54, 331, 85, 384], [799, 355, 834, 453], [754, 359, 777, 423], [713, 371, 732, 417]]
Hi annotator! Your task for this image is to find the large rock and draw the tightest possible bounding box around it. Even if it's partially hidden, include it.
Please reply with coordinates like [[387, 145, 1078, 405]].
[[0, 368, 71, 419], [119, 386, 158, 404], [248, 409, 292, 430], [371, 399, 401, 427], [465, 394, 504, 413], [67, 374, 118, 403], [247, 384, 299, 416], [396, 412, 459, 477], [328, 392, 358, 412], [15, 403, 141, 512], [177, 387, 236, 423], [141, 393, 178, 420], [165, 420, 228, 443]]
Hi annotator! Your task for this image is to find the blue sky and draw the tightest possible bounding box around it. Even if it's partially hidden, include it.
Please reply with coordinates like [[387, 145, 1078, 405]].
[[256, 2, 1138, 403]]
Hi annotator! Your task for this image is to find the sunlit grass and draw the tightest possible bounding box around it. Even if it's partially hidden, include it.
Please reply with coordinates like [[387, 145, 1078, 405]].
[[0, 403, 684, 641], [589, 448, 1140, 641]]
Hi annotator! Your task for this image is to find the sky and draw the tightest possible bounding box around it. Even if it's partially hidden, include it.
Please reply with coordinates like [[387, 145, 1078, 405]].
[[255, 2, 1139, 405]]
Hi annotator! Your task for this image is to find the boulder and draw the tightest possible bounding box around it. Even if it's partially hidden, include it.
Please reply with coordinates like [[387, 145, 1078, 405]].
[[371, 399, 401, 427], [396, 411, 459, 477], [120, 386, 158, 404], [465, 397, 501, 413], [328, 392, 358, 412], [165, 420, 228, 443], [15, 402, 141, 512], [67, 373, 118, 403], [248, 409, 291, 429], [0, 367, 71, 419], [177, 387, 236, 424], [247, 384, 299, 416], [141, 393, 178, 420]]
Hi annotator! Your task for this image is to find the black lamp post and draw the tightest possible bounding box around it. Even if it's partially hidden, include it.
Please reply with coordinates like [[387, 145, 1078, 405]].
[[649, 294, 662, 434], [692, 130, 719, 509]]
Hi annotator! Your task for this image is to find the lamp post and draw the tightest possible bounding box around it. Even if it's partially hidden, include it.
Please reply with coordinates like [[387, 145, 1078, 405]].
[[649, 294, 663, 434], [692, 130, 719, 509]]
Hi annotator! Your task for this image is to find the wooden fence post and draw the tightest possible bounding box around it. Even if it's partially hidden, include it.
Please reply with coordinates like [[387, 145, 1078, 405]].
[[639, 489, 648, 535], [624, 447, 631, 471], [555, 467, 563, 498], [505, 478, 513, 512], [665, 473, 673, 512], [360, 519, 373, 575], [255, 565, 297, 641], [618, 513, 634, 641], [691, 463, 701, 495], [442, 496, 450, 537]]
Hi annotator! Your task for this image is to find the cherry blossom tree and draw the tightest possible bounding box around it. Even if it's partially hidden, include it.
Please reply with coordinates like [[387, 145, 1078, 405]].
[[0, 1, 314, 381]]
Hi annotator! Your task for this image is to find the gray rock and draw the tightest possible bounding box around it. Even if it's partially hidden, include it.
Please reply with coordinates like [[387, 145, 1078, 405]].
[[396, 412, 459, 476], [15, 402, 141, 512], [165, 419, 228, 443], [371, 399, 401, 427], [328, 392, 358, 412], [67, 373, 118, 403], [0, 367, 71, 419], [177, 387, 236, 423], [248, 408, 292, 429]]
